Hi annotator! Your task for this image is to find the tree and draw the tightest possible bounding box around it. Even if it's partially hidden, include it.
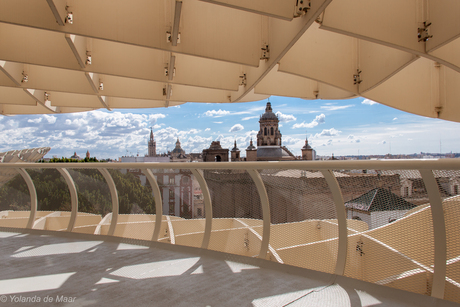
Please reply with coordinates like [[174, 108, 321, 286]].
[[0, 169, 156, 216]]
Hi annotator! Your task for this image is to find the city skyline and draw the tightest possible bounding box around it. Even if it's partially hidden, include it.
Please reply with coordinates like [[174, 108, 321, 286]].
[[1, 96, 460, 159]]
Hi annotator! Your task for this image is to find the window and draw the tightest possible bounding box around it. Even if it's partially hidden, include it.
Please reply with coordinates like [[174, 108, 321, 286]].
[[264, 127, 267, 135], [271, 127, 274, 135], [169, 176, 175, 185], [169, 189, 175, 199], [197, 208, 202, 217], [404, 186, 409, 197], [455, 185, 459, 195]]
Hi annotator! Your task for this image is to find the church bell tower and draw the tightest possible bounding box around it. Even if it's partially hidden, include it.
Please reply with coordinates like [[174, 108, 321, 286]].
[[148, 129, 156, 157]]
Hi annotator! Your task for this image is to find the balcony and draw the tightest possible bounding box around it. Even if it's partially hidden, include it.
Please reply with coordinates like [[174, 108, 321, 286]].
[[0, 160, 459, 306]]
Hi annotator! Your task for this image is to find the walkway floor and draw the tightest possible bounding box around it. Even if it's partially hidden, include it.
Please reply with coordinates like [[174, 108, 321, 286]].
[[0, 229, 458, 307]]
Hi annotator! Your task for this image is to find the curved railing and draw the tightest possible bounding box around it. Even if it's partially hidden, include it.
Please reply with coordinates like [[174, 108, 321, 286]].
[[0, 160, 459, 303]]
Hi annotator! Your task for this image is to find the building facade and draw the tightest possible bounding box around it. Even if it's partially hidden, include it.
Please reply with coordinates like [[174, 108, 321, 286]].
[[202, 141, 229, 162], [120, 130, 199, 218]]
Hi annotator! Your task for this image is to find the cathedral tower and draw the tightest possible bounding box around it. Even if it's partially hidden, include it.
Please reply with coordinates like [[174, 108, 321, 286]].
[[230, 140, 240, 161], [245, 138, 257, 161], [301, 135, 313, 160], [148, 129, 156, 157], [257, 102, 282, 147]]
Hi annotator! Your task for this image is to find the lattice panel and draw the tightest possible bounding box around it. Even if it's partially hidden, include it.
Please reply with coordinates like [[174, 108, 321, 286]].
[[438, 170, 460, 304], [0, 168, 31, 228], [260, 169, 338, 273], [203, 169, 262, 257], [342, 169, 434, 297]]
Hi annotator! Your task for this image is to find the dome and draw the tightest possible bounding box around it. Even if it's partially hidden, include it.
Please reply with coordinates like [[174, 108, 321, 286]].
[[260, 102, 278, 121], [231, 141, 239, 152], [246, 139, 256, 151], [171, 138, 185, 154]]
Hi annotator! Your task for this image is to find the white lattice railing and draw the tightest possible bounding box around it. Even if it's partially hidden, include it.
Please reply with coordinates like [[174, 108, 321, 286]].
[[0, 160, 459, 303]]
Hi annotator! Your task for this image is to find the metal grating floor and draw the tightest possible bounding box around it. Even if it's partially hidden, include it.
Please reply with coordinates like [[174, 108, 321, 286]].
[[0, 229, 458, 307]]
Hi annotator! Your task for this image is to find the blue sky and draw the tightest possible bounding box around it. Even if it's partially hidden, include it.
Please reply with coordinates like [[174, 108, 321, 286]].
[[1, 96, 460, 159]]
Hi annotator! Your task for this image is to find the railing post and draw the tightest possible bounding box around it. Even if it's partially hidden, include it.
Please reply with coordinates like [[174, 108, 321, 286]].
[[321, 169, 348, 276], [191, 169, 213, 249], [98, 168, 119, 236], [57, 168, 78, 232], [142, 169, 163, 241], [247, 169, 270, 259], [420, 169, 446, 299], [17, 168, 37, 229]]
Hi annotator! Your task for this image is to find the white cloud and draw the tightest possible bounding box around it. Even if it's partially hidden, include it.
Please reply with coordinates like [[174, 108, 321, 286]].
[[205, 128, 211, 131], [314, 128, 341, 138], [148, 113, 166, 123], [213, 121, 223, 124], [183, 135, 213, 153], [380, 140, 387, 144], [232, 111, 251, 115], [204, 109, 230, 117], [28, 118, 42, 124], [320, 104, 354, 111], [187, 129, 200, 134], [242, 116, 258, 121], [347, 135, 354, 139], [245, 130, 258, 137], [292, 114, 326, 129], [393, 117, 398, 121], [282, 136, 303, 146], [362, 99, 378, 105], [43, 115, 57, 124], [275, 111, 296, 122], [229, 124, 244, 133]]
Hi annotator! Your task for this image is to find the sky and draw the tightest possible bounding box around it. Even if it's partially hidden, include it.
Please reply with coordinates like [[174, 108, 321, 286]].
[[1, 96, 460, 159]]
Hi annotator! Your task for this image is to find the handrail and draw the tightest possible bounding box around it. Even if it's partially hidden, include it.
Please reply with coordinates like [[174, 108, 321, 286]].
[[321, 170, 348, 276], [142, 168, 163, 241], [17, 168, 37, 229], [247, 169, 271, 259], [420, 170, 447, 298], [1, 159, 459, 301], [2, 159, 460, 170], [56, 168, 78, 232], [191, 169, 213, 250], [98, 168, 118, 236]]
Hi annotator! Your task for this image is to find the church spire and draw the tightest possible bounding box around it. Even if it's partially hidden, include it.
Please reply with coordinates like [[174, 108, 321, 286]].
[[302, 132, 311, 149], [246, 138, 256, 150], [148, 128, 156, 157], [231, 140, 239, 151]]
